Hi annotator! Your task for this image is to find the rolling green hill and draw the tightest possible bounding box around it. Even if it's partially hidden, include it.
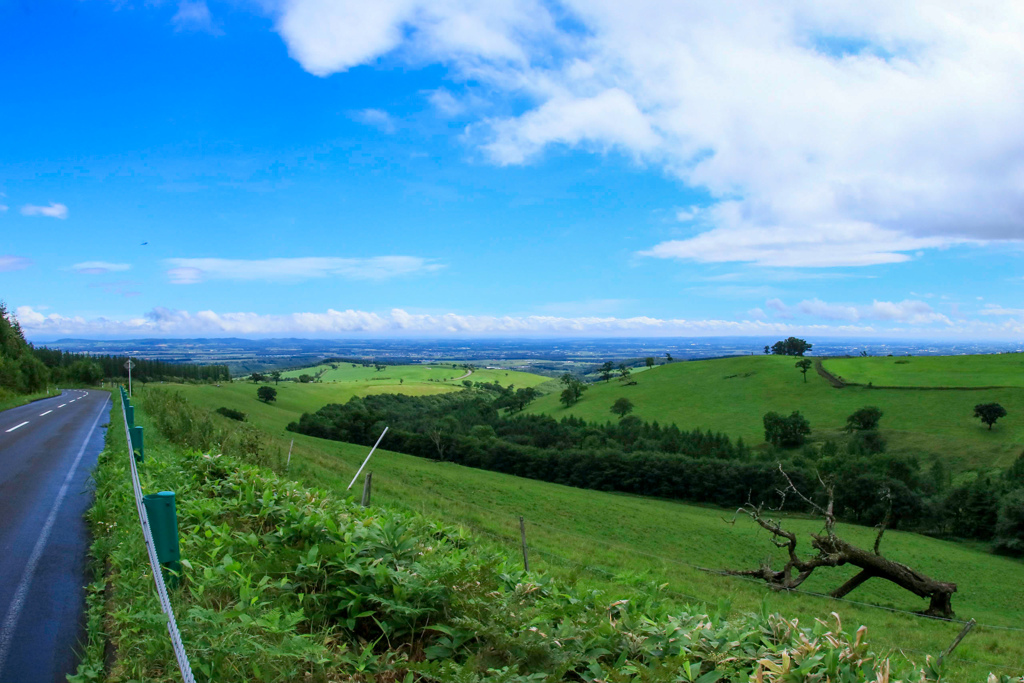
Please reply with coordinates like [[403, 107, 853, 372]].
[[526, 355, 1024, 472], [142, 381, 1024, 679]]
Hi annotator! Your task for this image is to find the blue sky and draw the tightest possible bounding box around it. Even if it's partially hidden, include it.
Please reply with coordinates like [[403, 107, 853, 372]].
[[2, 0, 1023, 339]]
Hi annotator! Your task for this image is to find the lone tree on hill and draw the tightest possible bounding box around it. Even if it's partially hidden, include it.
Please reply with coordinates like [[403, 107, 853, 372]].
[[724, 467, 958, 618], [611, 397, 634, 419], [618, 363, 636, 385], [974, 402, 1007, 430], [768, 337, 812, 356], [665, 352, 673, 362], [271, 371, 281, 384], [257, 386, 277, 403], [763, 411, 811, 448], [599, 360, 615, 382], [250, 372, 264, 383], [846, 406, 884, 432], [559, 373, 587, 407], [645, 356, 656, 368], [795, 358, 812, 382]]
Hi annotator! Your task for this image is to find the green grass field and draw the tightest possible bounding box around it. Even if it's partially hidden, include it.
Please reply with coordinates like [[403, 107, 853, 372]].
[[279, 361, 549, 389], [161, 376, 1024, 680], [823, 354, 1024, 388], [526, 355, 1024, 472]]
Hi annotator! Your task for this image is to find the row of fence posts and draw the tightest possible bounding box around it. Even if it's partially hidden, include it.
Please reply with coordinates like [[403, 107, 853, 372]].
[[120, 386, 182, 584]]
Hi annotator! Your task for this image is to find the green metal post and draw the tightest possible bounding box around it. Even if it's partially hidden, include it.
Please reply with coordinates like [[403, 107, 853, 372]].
[[143, 491, 182, 586], [125, 404, 134, 427], [130, 425, 144, 463]]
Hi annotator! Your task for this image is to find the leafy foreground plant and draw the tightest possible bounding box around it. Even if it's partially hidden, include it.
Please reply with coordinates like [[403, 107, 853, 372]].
[[72, 406, 1010, 683]]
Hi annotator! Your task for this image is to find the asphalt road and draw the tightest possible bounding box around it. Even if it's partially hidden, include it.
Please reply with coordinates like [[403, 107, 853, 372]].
[[0, 389, 110, 683]]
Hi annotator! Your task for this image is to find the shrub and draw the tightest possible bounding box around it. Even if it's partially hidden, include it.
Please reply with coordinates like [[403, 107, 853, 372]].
[[846, 406, 883, 431], [763, 411, 811, 448], [216, 406, 247, 421]]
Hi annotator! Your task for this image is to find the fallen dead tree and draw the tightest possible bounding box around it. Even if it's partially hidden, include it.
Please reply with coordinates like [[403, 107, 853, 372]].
[[723, 465, 957, 618]]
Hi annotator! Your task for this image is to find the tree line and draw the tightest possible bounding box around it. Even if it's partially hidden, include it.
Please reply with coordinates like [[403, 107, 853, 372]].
[[286, 385, 1024, 556]]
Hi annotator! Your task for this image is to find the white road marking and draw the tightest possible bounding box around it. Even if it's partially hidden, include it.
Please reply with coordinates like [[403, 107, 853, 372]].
[[58, 404, 66, 408], [0, 398, 109, 676], [39, 411, 52, 416], [5, 422, 29, 433]]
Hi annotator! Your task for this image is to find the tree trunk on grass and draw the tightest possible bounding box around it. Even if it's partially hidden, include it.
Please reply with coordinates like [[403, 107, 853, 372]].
[[722, 466, 958, 618]]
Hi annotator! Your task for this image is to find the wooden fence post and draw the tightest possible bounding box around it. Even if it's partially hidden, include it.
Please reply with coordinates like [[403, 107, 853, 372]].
[[519, 516, 529, 572], [361, 472, 373, 507], [938, 618, 975, 668]]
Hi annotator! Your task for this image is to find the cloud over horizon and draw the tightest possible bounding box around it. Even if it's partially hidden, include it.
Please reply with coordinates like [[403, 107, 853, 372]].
[[270, 0, 1024, 267], [14, 298, 1021, 340]]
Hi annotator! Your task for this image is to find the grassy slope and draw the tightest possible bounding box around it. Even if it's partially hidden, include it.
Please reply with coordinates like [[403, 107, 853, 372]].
[[526, 355, 1024, 471], [165, 381, 1024, 679], [823, 354, 1024, 388]]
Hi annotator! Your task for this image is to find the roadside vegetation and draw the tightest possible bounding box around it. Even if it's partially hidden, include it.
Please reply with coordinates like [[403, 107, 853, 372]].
[[73, 391, 952, 683]]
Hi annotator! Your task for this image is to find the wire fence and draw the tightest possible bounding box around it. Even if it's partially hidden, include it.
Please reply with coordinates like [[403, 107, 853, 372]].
[[119, 388, 195, 683], [396, 482, 1024, 676]]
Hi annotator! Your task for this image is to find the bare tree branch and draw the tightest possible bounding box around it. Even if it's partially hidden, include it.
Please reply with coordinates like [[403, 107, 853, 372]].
[[720, 468, 957, 618]]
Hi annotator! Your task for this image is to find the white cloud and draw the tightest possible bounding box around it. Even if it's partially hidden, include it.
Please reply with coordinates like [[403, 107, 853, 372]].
[[71, 261, 131, 274], [639, 219, 962, 267], [354, 108, 397, 133], [427, 88, 466, 116], [0, 205, 8, 212], [164, 256, 445, 284], [270, 0, 1024, 267], [21, 203, 68, 219], [768, 297, 952, 325], [675, 206, 700, 222], [0, 255, 32, 272], [980, 305, 1024, 316], [173, 0, 222, 34], [274, 0, 545, 77], [484, 89, 661, 165], [18, 304, 1019, 339]]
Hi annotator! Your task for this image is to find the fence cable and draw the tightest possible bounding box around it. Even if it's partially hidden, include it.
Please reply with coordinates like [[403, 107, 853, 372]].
[[403, 485, 1024, 674], [120, 391, 196, 683]]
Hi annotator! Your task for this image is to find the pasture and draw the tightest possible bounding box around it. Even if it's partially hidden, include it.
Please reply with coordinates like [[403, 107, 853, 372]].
[[155, 379, 1024, 680], [526, 355, 1024, 471]]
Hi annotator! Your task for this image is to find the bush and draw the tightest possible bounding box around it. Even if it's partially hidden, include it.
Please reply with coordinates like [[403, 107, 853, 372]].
[[763, 411, 811, 448], [993, 489, 1024, 556], [216, 406, 247, 421], [846, 406, 883, 431]]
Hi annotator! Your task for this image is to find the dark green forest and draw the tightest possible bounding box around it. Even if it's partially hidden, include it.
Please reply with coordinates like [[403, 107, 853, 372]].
[[288, 385, 1024, 556]]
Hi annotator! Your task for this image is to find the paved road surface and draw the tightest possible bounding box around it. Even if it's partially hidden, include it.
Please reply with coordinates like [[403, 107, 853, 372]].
[[0, 389, 110, 683]]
